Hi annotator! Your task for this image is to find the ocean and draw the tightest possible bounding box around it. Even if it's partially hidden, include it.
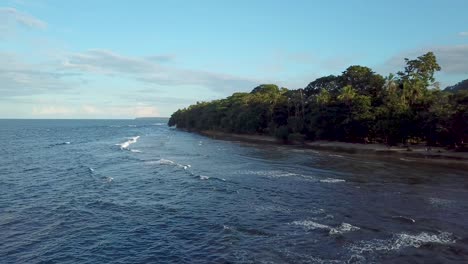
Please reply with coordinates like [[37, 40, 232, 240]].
[[1, 119, 467, 263]]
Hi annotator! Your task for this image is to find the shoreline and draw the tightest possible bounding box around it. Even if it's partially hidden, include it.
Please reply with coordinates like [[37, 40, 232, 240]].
[[195, 130, 468, 168]]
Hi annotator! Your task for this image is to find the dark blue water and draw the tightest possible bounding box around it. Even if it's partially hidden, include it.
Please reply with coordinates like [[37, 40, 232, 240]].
[[1, 119, 468, 263]]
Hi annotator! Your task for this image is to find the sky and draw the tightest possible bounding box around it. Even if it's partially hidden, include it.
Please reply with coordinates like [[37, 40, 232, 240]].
[[1, 0, 467, 118]]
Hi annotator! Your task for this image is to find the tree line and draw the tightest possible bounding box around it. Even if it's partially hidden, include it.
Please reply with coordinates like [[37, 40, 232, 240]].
[[168, 52, 468, 149]]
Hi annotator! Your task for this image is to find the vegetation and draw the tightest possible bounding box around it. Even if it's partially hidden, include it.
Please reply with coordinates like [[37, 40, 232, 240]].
[[169, 52, 468, 149]]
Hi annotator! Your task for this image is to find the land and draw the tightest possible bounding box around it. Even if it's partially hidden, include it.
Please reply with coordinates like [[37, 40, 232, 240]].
[[169, 52, 467, 166]]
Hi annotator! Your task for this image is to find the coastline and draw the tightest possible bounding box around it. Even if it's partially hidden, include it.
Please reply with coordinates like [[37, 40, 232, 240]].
[[196, 130, 468, 168]]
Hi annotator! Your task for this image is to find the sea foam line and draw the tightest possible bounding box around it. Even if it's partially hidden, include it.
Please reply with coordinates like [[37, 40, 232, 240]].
[[349, 231, 456, 254], [292, 220, 360, 235], [117, 136, 140, 150]]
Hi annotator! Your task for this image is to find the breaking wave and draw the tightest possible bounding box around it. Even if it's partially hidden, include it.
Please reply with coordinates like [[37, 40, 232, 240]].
[[117, 136, 140, 150], [349, 231, 456, 254], [319, 178, 346, 183], [292, 220, 360, 235], [48, 141, 71, 147]]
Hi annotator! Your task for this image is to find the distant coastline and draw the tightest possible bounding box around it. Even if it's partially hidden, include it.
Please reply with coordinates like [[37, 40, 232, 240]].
[[135, 117, 168, 120]]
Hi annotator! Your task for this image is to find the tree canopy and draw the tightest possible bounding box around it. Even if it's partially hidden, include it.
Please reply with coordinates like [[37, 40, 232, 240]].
[[169, 52, 468, 149]]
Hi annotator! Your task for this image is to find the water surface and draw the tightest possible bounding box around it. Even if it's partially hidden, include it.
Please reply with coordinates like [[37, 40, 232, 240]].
[[1, 119, 467, 263]]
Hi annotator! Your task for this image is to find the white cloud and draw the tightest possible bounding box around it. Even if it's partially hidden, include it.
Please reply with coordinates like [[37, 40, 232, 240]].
[[382, 45, 468, 75], [32, 105, 74, 115], [61, 49, 259, 94], [30, 103, 160, 118], [133, 106, 159, 117], [0, 7, 47, 30], [0, 52, 77, 97]]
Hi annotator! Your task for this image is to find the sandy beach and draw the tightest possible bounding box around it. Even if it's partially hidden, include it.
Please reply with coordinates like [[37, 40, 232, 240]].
[[198, 130, 468, 168]]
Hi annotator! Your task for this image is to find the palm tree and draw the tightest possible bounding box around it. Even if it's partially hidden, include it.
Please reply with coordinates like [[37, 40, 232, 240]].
[[338, 85, 357, 104]]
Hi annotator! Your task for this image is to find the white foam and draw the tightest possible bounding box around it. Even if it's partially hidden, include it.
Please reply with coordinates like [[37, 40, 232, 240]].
[[292, 220, 359, 235], [117, 136, 140, 150], [105, 176, 114, 183], [199, 175, 210, 180], [428, 197, 453, 207], [349, 231, 455, 254], [130, 149, 142, 153], [51, 141, 71, 147], [320, 178, 345, 183], [157, 159, 175, 165], [329, 223, 360, 235], [236, 170, 300, 178], [292, 220, 330, 230], [399, 158, 413, 162], [329, 154, 344, 158], [152, 123, 165, 126], [89, 167, 95, 173]]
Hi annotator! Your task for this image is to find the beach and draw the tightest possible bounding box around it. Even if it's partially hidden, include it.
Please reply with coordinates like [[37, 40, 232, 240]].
[[199, 130, 468, 168]]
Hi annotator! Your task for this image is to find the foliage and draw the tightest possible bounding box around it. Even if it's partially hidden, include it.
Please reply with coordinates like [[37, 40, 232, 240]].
[[169, 52, 468, 148]]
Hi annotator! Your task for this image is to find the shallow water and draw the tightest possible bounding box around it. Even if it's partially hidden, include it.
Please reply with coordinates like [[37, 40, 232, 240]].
[[1, 119, 467, 263]]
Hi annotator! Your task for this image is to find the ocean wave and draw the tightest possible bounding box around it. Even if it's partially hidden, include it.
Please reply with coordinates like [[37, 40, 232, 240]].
[[349, 231, 456, 254], [399, 158, 413, 162], [117, 136, 140, 150], [197, 175, 227, 182], [392, 215, 416, 223], [156, 159, 175, 165], [292, 220, 360, 235], [235, 170, 300, 178], [130, 149, 142, 153], [148, 159, 192, 171], [329, 223, 360, 235], [319, 178, 346, 183], [48, 141, 71, 147], [198, 175, 210, 180]]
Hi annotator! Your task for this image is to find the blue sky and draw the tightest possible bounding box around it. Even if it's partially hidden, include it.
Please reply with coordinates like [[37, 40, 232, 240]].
[[1, 0, 467, 118]]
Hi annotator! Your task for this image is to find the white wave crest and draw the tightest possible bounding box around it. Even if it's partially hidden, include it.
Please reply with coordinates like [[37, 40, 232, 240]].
[[199, 175, 210, 180], [292, 220, 360, 235], [157, 159, 175, 165], [399, 158, 413, 162], [117, 136, 140, 150], [130, 149, 142, 153], [104, 176, 114, 183], [236, 170, 300, 178], [329, 223, 360, 235], [392, 215, 416, 223], [320, 178, 346, 183]]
